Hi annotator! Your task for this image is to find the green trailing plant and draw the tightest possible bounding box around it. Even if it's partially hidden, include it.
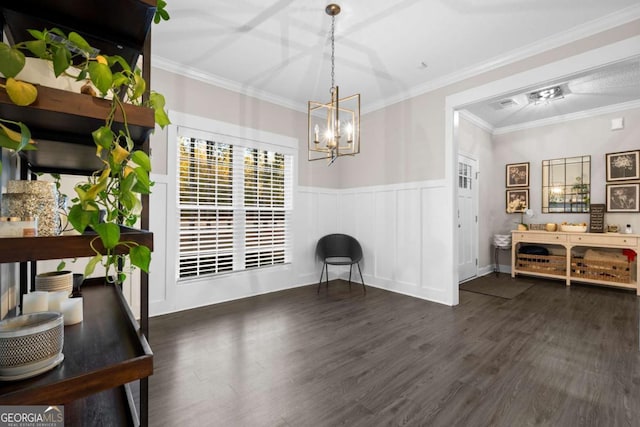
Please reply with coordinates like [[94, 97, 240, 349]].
[[0, 24, 170, 284]]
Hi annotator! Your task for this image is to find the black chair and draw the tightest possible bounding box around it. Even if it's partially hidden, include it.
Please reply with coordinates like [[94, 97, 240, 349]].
[[316, 233, 366, 294]]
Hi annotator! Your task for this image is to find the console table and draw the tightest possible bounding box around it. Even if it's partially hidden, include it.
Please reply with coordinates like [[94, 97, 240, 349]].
[[511, 231, 640, 295]]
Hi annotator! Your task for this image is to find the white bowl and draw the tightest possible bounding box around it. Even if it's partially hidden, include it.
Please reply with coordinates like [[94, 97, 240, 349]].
[[0, 312, 64, 378]]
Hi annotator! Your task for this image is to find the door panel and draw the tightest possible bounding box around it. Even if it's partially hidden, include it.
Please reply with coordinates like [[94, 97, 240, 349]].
[[458, 155, 478, 282]]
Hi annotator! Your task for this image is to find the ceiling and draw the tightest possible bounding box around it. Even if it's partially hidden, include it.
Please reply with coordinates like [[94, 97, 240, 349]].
[[151, 1, 640, 124], [463, 56, 640, 131]]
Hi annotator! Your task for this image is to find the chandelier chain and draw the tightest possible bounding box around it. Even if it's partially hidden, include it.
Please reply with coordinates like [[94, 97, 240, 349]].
[[330, 15, 335, 92]]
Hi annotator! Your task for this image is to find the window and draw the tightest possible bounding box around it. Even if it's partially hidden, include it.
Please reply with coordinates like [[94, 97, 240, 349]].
[[178, 132, 292, 279]]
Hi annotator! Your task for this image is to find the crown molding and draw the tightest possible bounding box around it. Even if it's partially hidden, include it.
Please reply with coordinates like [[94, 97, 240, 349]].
[[152, 56, 307, 114], [364, 4, 640, 114], [457, 110, 494, 134], [154, 4, 640, 116], [492, 99, 640, 135]]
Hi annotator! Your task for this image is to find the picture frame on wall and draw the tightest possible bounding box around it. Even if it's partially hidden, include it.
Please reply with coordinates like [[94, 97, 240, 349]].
[[506, 162, 529, 187], [506, 189, 529, 213], [606, 150, 640, 181], [606, 183, 640, 212]]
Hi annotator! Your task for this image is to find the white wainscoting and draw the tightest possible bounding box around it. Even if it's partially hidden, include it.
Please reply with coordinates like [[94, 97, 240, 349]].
[[299, 180, 454, 305], [149, 178, 456, 316]]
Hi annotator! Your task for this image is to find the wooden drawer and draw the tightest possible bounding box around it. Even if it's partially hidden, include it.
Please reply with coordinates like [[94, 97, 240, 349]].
[[513, 232, 566, 243], [569, 234, 638, 247]]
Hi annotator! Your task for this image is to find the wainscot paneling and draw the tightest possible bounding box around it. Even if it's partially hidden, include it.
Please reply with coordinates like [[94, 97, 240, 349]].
[[148, 177, 170, 315], [150, 180, 454, 317], [300, 180, 454, 306]]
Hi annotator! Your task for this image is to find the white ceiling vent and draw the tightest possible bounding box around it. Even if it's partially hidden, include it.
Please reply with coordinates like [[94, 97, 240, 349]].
[[490, 98, 519, 110]]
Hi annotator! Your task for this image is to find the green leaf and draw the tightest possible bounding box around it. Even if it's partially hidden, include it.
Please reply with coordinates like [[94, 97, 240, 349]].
[[49, 28, 66, 39], [77, 69, 87, 81], [149, 92, 171, 128], [88, 62, 113, 94], [0, 43, 25, 78], [68, 32, 93, 56], [120, 188, 140, 211], [121, 170, 137, 193], [84, 254, 102, 277], [110, 55, 131, 73], [56, 261, 66, 271], [67, 204, 98, 233], [130, 245, 151, 272], [132, 167, 151, 194], [27, 29, 45, 40], [94, 222, 120, 250], [52, 45, 70, 77], [24, 40, 47, 58], [131, 150, 151, 172], [154, 0, 170, 24], [92, 126, 115, 150], [111, 72, 129, 88], [131, 71, 146, 100], [0, 121, 36, 152]]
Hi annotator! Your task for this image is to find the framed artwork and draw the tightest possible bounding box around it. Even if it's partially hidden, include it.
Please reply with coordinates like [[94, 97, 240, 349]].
[[506, 162, 529, 187], [606, 150, 640, 181], [506, 189, 529, 213], [606, 183, 639, 212]]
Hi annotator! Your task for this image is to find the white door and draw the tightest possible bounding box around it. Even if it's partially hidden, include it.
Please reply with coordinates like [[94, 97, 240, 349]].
[[458, 154, 478, 282]]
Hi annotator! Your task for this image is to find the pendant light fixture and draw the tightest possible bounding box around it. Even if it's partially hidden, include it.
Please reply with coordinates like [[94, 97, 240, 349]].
[[308, 3, 360, 163]]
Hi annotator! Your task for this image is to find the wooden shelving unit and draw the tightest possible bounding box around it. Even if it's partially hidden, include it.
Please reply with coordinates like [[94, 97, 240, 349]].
[[0, 77, 155, 174], [0, 282, 153, 405], [0, 1, 157, 425], [0, 227, 153, 263], [511, 230, 640, 295]]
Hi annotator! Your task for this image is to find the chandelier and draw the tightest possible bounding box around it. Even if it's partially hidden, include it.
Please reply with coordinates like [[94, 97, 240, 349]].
[[308, 3, 360, 163]]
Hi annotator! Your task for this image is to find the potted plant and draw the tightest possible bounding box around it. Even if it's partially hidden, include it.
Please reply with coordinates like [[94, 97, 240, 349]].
[[0, 4, 170, 284]]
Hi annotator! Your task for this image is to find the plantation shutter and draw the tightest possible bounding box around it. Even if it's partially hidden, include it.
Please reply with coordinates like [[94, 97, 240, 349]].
[[243, 148, 292, 269], [177, 129, 293, 279]]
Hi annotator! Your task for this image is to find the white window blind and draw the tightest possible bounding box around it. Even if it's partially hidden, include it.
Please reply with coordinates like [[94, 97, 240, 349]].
[[178, 132, 292, 279]]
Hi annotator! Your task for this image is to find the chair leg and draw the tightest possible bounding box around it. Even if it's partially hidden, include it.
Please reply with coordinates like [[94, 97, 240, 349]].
[[348, 265, 353, 290], [357, 262, 366, 294], [317, 263, 327, 294]]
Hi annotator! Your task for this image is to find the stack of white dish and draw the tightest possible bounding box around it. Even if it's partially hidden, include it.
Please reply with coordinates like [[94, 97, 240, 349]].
[[0, 312, 64, 381], [35, 271, 73, 296]]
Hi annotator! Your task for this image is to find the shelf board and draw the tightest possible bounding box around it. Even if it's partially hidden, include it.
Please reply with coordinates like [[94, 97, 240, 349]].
[[1, 0, 156, 68], [0, 281, 153, 404], [0, 227, 153, 263], [513, 269, 566, 280], [0, 77, 154, 148], [569, 277, 637, 290]]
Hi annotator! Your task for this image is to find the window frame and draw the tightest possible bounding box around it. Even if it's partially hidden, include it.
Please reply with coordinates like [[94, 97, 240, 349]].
[[172, 118, 296, 283]]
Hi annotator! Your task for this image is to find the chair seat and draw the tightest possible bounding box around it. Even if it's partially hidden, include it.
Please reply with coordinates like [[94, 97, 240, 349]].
[[325, 256, 354, 265]]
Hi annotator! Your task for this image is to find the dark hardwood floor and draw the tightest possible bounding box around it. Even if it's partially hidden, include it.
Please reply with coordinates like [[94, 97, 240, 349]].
[[148, 276, 640, 426]]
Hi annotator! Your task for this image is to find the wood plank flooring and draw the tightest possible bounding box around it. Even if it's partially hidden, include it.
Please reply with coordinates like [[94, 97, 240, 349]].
[[148, 276, 640, 426]]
